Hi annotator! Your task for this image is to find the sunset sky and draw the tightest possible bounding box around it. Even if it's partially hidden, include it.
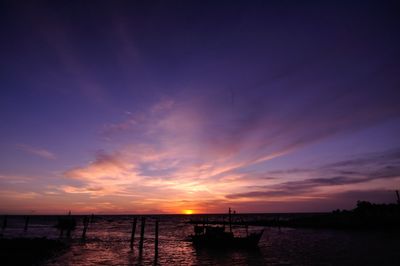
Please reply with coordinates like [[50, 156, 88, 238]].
[[1, 1, 399, 214]]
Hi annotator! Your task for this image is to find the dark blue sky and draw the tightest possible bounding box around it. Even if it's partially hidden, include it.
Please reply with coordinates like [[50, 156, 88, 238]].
[[1, 0, 399, 214]]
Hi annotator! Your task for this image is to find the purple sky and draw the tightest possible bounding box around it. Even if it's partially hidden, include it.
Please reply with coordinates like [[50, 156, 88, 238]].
[[1, 0, 399, 214]]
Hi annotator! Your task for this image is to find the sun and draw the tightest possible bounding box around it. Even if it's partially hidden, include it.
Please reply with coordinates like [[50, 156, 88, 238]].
[[183, 209, 194, 215]]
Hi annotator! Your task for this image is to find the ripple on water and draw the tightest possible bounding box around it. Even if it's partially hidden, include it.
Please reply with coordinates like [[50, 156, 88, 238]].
[[3, 215, 399, 265]]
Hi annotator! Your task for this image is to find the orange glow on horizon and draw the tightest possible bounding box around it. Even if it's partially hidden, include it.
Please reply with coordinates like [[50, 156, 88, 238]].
[[183, 209, 194, 215]]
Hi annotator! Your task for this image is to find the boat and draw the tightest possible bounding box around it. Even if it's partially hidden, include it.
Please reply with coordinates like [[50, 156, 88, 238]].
[[189, 208, 264, 248]]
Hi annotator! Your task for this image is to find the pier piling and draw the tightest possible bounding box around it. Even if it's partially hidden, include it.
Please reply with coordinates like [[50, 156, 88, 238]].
[[66, 211, 72, 238], [139, 217, 146, 256], [130, 217, 137, 250], [24, 216, 29, 232], [154, 219, 159, 260], [229, 208, 232, 233], [2, 215, 7, 231], [81, 216, 89, 240]]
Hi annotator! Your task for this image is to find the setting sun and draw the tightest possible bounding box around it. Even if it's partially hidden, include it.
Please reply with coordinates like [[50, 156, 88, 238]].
[[183, 209, 194, 215]]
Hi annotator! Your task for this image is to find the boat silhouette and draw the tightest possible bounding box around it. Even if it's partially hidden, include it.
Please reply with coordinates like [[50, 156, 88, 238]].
[[189, 208, 264, 248]]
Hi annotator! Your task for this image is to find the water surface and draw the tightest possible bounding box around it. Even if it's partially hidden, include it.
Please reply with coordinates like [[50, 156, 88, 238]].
[[2, 215, 398, 265]]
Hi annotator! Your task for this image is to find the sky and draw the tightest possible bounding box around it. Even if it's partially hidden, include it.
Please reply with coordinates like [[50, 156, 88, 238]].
[[0, 0, 400, 214]]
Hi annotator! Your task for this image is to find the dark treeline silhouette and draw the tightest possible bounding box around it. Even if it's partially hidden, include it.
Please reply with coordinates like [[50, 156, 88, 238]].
[[284, 201, 400, 231]]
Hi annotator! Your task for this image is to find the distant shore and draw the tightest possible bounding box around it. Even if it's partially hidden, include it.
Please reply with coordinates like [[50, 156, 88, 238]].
[[188, 201, 400, 232]]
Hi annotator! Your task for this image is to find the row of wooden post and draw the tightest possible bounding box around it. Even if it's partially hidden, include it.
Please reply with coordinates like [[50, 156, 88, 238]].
[[129, 217, 159, 262], [78, 215, 159, 261], [1, 215, 30, 233], [1, 215, 159, 257], [79, 216, 159, 261]]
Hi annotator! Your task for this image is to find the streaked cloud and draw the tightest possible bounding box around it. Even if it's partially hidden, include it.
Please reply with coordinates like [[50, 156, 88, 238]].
[[16, 144, 56, 160], [226, 148, 400, 201]]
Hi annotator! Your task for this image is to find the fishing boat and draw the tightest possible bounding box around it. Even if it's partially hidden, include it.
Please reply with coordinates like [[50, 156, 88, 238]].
[[189, 208, 264, 248]]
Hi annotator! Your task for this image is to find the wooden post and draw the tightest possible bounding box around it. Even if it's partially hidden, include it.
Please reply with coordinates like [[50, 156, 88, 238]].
[[277, 215, 281, 231], [139, 217, 146, 256], [396, 190, 400, 205], [81, 216, 89, 240], [130, 217, 137, 250], [1, 215, 7, 236], [154, 219, 159, 260], [66, 211, 72, 238], [2, 215, 7, 230], [228, 208, 232, 233], [90, 214, 95, 224], [24, 216, 29, 232]]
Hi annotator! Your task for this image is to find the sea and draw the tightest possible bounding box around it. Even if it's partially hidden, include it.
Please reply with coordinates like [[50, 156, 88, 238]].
[[1, 214, 399, 266]]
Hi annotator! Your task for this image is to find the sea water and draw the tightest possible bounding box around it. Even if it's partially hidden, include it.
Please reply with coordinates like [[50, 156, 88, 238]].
[[1, 214, 399, 265]]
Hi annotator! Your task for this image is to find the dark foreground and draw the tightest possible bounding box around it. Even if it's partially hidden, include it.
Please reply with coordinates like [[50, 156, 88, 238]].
[[0, 238, 68, 266]]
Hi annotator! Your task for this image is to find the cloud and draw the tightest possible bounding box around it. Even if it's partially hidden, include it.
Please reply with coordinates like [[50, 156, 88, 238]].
[[226, 148, 400, 200], [0, 190, 39, 200], [324, 149, 400, 169], [222, 189, 398, 213], [63, 150, 142, 196], [61, 89, 400, 212], [0, 175, 32, 184], [65, 150, 133, 181], [101, 119, 137, 138], [16, 144, 56, 160]]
